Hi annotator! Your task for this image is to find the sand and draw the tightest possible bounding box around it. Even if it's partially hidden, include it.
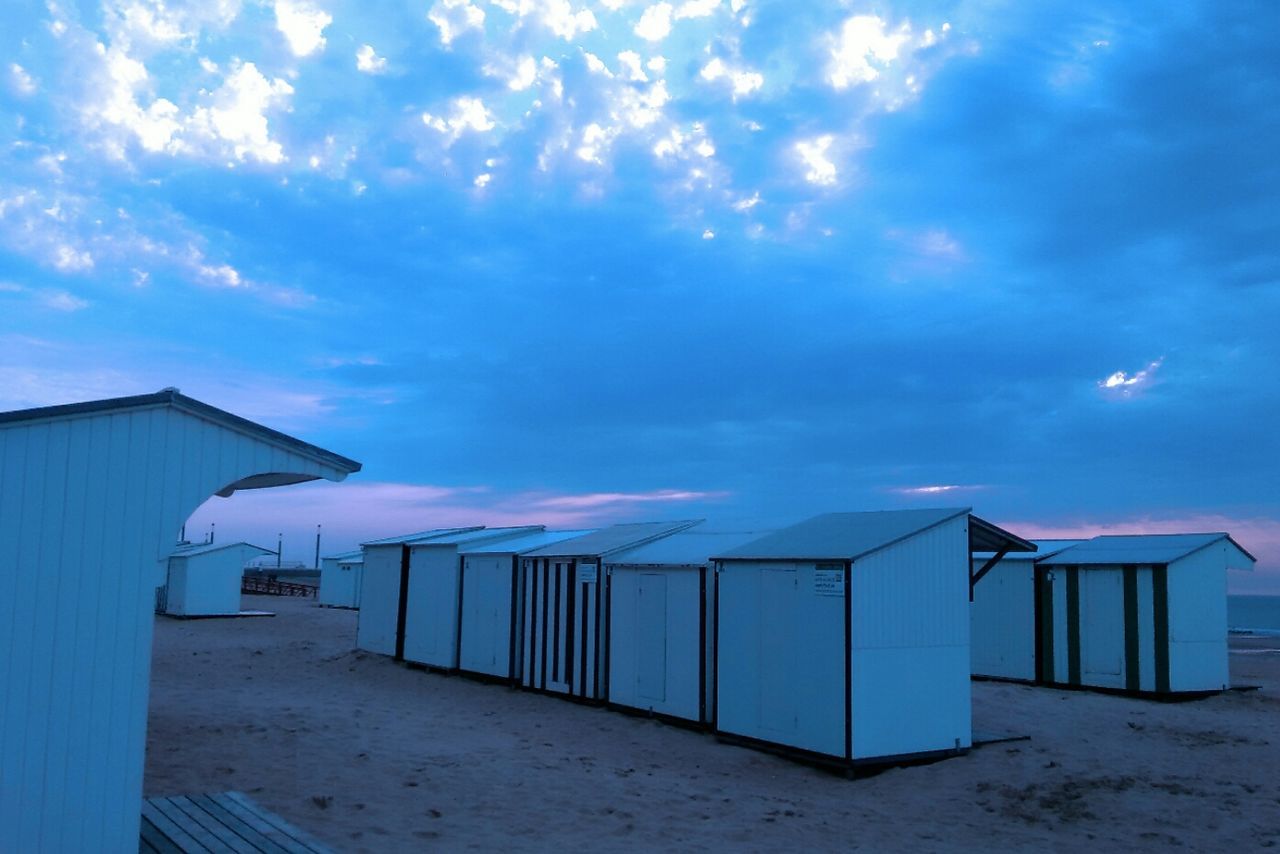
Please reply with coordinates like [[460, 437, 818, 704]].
[[145, 596, 1280, 852]]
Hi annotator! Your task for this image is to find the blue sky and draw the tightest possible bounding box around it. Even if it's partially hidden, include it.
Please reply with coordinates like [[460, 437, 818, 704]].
[[2, 0, 1277, 589]]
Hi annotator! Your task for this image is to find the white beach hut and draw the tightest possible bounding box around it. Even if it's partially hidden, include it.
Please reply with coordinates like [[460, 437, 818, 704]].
[[318, 549, 365, 609], [517, 520, 701, 701], [605, 527, 769, 726], [356, 527, 482, 658], [159, 541, 275, 617], [456, 529, 596, 682], [0, 389, 359, 853], [969, 540, 1084, 681], [713, 508, 1033, 770], [1034, 534, 1255, 695], [399, 526, 547, 670]]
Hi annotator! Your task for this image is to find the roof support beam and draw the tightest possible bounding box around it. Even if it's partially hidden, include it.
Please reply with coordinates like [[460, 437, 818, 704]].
[[969, 544, 1010, 602]]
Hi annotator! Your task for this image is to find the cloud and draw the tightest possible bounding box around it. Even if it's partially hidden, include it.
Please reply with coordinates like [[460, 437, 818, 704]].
[[9, 63, 36, 95], [1099, 357, 1163, 396], [891, 484, 985, 496], [635, 3, 673, 41], [422, 96, 497, 144], [795, 135, 837, 186], [699, 56, 764, 98], [428, 0, 486, 46], [274, 0, 332, 57], [39, 289, 91, 311], [188, 61, 294, 163], [355, 44, 388, 74], [183, 480, 728, 559]]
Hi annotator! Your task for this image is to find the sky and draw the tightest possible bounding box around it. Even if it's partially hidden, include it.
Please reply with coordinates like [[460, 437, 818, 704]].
[[1, 0, 1277, 590]]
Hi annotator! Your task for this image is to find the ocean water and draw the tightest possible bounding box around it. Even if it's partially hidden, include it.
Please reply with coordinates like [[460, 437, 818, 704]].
[[1227, 595, 1280, 634]]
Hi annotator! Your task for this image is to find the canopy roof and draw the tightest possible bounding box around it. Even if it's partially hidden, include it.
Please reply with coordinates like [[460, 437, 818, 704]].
[[717, 508, 1035, 562], [0, 388, 361, 496]]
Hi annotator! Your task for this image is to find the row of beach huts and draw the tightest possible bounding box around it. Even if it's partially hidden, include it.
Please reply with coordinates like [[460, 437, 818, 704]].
[[310, 510, 1254, 771], [0, 389, 1258, 852]]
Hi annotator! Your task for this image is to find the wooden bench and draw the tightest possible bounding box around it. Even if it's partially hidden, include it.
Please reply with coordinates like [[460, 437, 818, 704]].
[[140, 791, 332, 853]]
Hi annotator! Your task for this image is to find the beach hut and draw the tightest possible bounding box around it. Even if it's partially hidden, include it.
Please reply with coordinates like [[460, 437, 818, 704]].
[[159, 541, 275, 617], [399, 526, 547, 670], [713, 508, 1034, 769], [517, 520, 701, 700], [1035, 534, 1255, 696], [356, 527, 482, 657], [318, 549, 365, 609], [0, 389, 359, 853], [456, 529, 596, 682], [969, 540, 1084, 682], [605, 527, 769, 726]]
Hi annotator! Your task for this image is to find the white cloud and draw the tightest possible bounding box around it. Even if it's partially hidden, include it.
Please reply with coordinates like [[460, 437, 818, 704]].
[[1099, 358, 1164, 395], [474, 173, 492, 187], [355, 44, 388, 74], [274, 0, 332, 57], [583, 51, 611, 76], [198, 262, 244, 287], [422, 96, 496, 144], [9, 63, 36, 95], [188, 61, 294, 164], [428, 0, 486, 45], [828, 15, 910, 88], [795, 135, 837, 186], [40, 289, 91, 311], [701, 228, 714, 239], [635, 2, 673, 41], [508, 55, 538, 89], [699, 56, 763, 97], [54, 245, 94, 272], [732, 191, 760, 211], [675, 0, 719, 18], [617, 51, 647, 81]]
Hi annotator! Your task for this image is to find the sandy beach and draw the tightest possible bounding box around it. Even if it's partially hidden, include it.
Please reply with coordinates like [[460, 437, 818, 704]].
[[145, 595, 1280, 852]]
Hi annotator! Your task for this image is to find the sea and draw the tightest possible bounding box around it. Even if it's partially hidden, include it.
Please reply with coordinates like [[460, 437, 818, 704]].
[[1227, 595, 1280, 635]]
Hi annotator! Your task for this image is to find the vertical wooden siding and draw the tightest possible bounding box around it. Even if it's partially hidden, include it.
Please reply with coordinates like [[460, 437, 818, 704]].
[[0, 405, 348, 853]]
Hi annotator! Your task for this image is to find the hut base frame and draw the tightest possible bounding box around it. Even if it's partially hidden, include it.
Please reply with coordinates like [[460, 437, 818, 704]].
[[714, 730, 969, 777], [1036, 679, 1224, 703], [604, 701, 711, 734]]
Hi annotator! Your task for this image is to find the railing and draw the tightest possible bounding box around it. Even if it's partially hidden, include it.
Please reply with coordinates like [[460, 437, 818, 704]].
[[241, 576, 317, 598]]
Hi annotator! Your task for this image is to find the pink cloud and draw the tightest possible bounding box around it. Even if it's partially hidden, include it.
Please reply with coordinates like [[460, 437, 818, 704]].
[[184, 480, 729, 563], [890, 484, 985, 496]]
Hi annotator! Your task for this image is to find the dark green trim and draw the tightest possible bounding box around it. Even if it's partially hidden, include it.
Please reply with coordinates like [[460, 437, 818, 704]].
[[1152, 564, 1170, 693], [1065, 567, 1081, 685], [1123, 565, 1139, 692], [1036, 568, 1055, 683]]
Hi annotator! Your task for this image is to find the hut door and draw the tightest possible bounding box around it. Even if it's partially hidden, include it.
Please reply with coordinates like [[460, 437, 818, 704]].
[[1080, 570, 1125, 688], [759, 568, 798, 734], [636, 573, 668, 703]]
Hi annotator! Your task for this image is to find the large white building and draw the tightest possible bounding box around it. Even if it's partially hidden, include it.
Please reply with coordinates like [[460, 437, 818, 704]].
[[714, 508, 1032, 770], [0, 389, 359, 853]]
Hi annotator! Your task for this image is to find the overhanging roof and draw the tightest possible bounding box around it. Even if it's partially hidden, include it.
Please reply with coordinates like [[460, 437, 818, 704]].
[[459, 529, 598, 556], [717, 508, 1036, 562], [0, 388, 361, 497], [323, 550, 365, 563]]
